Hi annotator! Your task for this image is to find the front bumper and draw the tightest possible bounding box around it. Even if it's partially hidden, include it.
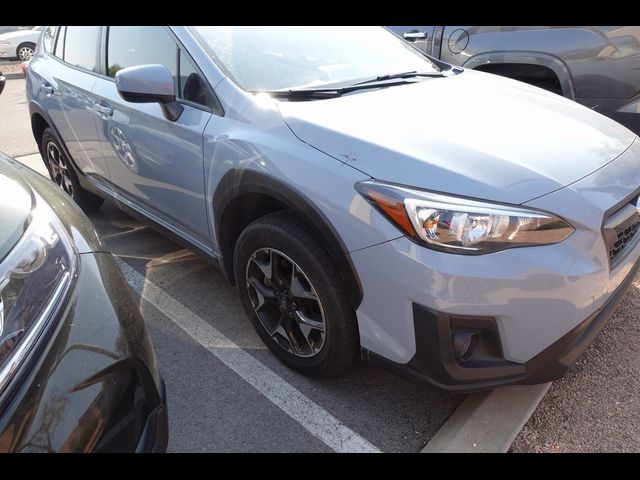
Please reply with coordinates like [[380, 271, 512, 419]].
[[0, 252, 167, 452], [351, 138, 640, 392], [0, 45, 14, 57], [365, 255, 640, 392]]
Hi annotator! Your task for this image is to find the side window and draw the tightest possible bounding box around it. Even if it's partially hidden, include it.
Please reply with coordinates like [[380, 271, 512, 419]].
[[107, 26, 177, 78], [179, 50, 208, 107], [41, 26, 57, 53], [64, 26, 100, 72], [53, 26, 65, 58]]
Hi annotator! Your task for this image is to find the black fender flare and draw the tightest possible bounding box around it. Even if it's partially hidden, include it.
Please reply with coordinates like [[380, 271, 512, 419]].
[[213, 168, 363, 309]]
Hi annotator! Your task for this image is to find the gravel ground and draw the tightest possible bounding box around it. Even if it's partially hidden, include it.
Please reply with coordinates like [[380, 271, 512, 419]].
[[512, 274, 640, 452], [0, 62, 23, 76]]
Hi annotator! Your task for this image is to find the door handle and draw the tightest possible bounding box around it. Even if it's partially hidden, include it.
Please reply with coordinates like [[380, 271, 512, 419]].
[[94, 103, 113, 117], [403, 31, 427, 40], [42, 85, 54, 95]]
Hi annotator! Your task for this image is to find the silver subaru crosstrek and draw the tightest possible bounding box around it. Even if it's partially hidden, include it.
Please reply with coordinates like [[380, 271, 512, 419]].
[[26, 26, 640, 391]]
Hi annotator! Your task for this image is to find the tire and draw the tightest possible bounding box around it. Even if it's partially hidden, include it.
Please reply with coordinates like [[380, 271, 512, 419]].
[[234, 211, 359, 376], [16, 42, 35, 61], [41, 127, 104, 212]]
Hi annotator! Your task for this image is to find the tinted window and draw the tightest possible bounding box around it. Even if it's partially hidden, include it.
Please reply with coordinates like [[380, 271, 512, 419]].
[[107, 26, 177, 78], [179, 50, 208, 106], [64, 26, 100, 72], [54, 26, 65, 58], [41, 26, 57, 53]]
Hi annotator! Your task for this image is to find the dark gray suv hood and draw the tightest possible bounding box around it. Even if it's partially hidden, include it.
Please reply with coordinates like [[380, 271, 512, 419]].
[[0, 159, 32, 262]]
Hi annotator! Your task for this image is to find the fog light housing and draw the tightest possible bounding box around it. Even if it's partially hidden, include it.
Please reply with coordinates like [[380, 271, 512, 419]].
[[452, 330, 479, 363]]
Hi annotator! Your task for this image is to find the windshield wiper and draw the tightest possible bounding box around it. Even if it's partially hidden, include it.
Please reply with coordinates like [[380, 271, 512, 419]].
[[354, 70, 444, 85], [260, 88, 345, 99], [255, 79, 421, 100]]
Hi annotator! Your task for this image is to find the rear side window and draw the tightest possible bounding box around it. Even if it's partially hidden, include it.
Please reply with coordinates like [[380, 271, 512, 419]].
[[107, 26, 177, 78], [64, 26, 100, 72], [41, 26, 57, 53]]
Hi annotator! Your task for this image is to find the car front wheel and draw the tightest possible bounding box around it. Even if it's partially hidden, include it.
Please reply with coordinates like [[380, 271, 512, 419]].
[[234, 211, 359, 376], [17, 42, 35, 61]]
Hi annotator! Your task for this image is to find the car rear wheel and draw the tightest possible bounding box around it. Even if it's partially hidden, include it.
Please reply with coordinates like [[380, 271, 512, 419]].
[[17, 42, 35, 61], [41, 128, 104, 212], [234, 211, 359, 376]]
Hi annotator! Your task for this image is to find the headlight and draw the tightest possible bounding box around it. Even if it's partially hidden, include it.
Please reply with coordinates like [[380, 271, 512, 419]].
[[357, 181, 574, 254], [0, 198, 77, 393]]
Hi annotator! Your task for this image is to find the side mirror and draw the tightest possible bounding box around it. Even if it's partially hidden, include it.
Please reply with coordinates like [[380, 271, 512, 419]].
[[115, 64, 183, 122], [0, 71, 6, 95]]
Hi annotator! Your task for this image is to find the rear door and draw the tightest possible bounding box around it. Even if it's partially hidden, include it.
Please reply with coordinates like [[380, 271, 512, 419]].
[[39, 26, 108, 182], [91, 26, 213, 247]]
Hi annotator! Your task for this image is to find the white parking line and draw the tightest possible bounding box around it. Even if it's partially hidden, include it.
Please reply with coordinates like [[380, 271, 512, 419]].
[[116, 258, 381, 453]]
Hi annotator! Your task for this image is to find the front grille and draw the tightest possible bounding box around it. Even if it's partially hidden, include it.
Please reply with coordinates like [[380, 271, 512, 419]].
[[609, 220, 640, 264], [604, 197, 640, 267]]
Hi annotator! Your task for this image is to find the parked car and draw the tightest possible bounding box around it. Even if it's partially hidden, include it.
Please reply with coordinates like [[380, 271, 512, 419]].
[[0, 147, 167, 448], [26, 26, 640, 392], [0, 26, 32, 36], [388, 26, 640, 135], [0, 26, 47, 61]]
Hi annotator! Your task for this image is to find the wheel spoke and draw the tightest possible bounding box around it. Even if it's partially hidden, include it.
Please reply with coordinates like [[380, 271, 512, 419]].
[[290, 266, 318, 300], [270, 250, 285, 287], [246, 276, 276, 310], [63, 176, 74, 195], [294, 310, 325, 332], [249, 252, 273, 282], [263, 312, 287, 337]]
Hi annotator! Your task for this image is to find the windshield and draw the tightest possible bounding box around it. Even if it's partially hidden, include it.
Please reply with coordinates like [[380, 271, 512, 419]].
[[191, 26, 440, 92]]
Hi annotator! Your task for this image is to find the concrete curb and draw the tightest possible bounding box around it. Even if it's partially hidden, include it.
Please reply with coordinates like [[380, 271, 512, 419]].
[[3, 72, 24, 79], [422, 382, 551, 453]]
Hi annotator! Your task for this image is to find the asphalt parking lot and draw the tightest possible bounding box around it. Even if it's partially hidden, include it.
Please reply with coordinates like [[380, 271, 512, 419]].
[[2, 75, 640, 452]]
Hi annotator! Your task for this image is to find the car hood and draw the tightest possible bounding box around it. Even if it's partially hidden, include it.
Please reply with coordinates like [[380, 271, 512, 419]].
[[277, 69, 637, 205], [0, 158, 32, 262], [0, 153, 103, 255]]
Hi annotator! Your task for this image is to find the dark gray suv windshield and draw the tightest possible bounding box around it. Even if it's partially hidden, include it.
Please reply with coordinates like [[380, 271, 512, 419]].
[[192, 26, 440, 91]]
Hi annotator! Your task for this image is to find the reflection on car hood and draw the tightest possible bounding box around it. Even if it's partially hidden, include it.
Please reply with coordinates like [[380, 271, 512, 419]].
[[0, 155, 32, 262], [278, 69, 637, 205]]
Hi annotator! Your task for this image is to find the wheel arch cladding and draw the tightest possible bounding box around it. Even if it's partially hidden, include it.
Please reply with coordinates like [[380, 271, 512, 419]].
[[213, 169, 363, 309]]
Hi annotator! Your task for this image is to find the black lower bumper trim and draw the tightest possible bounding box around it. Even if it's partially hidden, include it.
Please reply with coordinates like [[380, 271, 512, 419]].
[[136, 380, 168, 453], [367, 258, 640, 393]]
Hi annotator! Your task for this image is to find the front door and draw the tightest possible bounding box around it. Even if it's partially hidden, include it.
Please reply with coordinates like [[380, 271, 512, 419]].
[[92, 26, 213, 246]]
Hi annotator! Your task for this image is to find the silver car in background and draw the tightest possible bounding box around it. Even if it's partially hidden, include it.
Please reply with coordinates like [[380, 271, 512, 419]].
[[389, 26, 640, 134], [0, 25, 46, 61], [26, 26, 640, 392]]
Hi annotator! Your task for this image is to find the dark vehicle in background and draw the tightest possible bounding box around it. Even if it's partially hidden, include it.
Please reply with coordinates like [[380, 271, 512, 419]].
[[389, 26, 640, 134], [0, 147, 167, 451]]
